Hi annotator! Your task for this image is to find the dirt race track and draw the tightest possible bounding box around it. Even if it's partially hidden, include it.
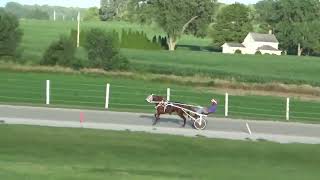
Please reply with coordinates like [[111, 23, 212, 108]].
[[1, 104, 320, 144]]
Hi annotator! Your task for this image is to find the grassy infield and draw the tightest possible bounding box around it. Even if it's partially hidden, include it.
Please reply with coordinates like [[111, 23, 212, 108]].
[[1, 20, 320, 179]]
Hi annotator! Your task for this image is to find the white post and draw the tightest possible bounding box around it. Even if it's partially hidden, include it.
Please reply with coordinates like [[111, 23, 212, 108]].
[[286, 97, 290, 121], [53, 10, 56, 21], [105, 84, 110, 109], [46, 80, 50, 105], [246, 122, 252, 135], [167, 88, 170, 101], [225, 93, 229, 117], [77, 12, 80, 48]]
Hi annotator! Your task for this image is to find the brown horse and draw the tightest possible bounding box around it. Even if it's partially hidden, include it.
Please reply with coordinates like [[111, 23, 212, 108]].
[[146, 94, 193, 127]]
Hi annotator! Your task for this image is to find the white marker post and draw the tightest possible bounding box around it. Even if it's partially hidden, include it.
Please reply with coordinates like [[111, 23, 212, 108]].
[[167, 88, 170, 101], [105, 84, 110, 109], [246, 122, 252, 135], [46, 80, 50, 105], [77, 12, 80, 48], [53, 10, 56, 21], [286, 97, 290, 121], [225, 93, 229, 117]]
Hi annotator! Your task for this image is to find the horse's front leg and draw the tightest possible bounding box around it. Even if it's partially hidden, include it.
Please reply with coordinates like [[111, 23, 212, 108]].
[[153, 111, 160, 125]]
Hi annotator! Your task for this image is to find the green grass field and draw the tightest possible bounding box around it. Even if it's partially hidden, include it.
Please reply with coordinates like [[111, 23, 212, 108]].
[[124, 49, 320, 86], [20, 20, 209, 62], [0, 70, 320, 122], [0, 125, 319, 180], [18, 20, 320, 86]]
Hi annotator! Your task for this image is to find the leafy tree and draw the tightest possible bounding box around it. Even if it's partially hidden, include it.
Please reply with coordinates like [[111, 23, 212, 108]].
[[100, 0, 130, 21], [254, 0, 278, 33], [133, 0, 217, 51], [275, 0, 320, 56], [209, 3, 253, 47], [84, 28, 129, 70], [84, 7, 99, 21], [4, 2, 24, 18], [0, 9, 23, 58], [255, 0, 320, 56], [126, 0, 154, 24], [41, 36, 77, 67]]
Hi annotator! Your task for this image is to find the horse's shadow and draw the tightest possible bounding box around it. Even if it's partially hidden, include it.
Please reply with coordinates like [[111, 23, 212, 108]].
[[140, 115, 193, 127]]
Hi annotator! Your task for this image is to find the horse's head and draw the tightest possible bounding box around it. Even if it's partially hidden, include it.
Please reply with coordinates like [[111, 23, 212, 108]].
[[146, 94, 166, 103], [146, 94, 154, 103]]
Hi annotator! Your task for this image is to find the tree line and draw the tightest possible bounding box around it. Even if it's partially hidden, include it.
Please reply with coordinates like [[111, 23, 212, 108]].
[[3, 0, 320, 56], [4, 2, 86, 21], [100, 0, 320, 56]]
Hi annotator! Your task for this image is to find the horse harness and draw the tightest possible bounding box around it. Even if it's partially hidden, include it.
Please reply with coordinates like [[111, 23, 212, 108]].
[[155, 100, 169, 112]]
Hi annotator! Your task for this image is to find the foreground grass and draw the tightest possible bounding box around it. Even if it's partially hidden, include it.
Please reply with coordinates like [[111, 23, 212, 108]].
[[0, 70, 320, 122], [0, 125, 319, 180]]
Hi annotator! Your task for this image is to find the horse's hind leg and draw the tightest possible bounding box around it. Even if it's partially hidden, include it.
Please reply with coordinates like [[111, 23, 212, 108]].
[[178, 113, 187, 127]]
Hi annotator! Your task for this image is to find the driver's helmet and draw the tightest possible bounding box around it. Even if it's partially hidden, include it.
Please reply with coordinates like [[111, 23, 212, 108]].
[[211, 98, 217, 104]]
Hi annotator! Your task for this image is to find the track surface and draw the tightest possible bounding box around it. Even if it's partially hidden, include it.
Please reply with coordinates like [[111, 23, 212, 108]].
[[1, 105, 320, 144]]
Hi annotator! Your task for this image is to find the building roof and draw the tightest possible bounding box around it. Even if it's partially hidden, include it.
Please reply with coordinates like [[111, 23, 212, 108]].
[[249, 32, 279, 43], [222, 43, 245, 48], [257, 45, 281, 51]]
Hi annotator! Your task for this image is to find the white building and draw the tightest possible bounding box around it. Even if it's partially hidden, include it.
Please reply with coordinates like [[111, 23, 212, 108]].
[[222, 32, 282, 55]]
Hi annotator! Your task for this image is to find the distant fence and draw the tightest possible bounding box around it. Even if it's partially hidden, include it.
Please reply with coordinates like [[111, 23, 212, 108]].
[[1, 78, 320, 122]]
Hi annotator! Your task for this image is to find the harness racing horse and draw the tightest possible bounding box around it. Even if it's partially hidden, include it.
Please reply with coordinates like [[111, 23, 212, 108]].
[[146, 94, 193, 127]]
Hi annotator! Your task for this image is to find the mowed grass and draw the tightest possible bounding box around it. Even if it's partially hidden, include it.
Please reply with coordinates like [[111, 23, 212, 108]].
[[19, 19, 320, 86], [124, 49, 320, 86], [0, 70, 320, 122], [20, 20, 208, 62], [0, 125, 319, 180]]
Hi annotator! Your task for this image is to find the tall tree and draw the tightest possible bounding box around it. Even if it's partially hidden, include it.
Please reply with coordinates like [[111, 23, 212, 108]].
[[255, 0, 320, 56], [0, 9, 23, 58], [100, 0, 130, 20], [126, 0, 155, 24], [275, 0, 320, 55], [209, 3, 253, 47], [84, 7, 99, 21], [148, 0, 217, 51], [254, 0, 278, 33], [5, 2, 24, 18]]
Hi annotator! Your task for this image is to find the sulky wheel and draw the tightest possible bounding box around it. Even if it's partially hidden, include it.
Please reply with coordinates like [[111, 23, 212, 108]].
[[193, 118, 207, 130]]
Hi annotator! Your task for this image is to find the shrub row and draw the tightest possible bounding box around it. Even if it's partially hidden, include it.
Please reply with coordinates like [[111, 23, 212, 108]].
[[41, 28, 129, 70]]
